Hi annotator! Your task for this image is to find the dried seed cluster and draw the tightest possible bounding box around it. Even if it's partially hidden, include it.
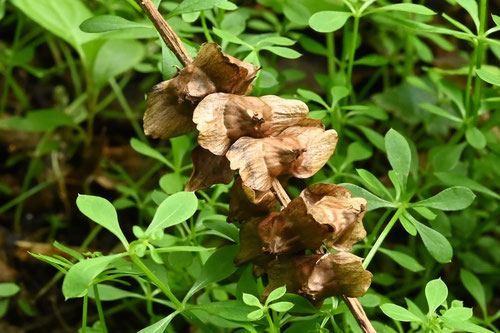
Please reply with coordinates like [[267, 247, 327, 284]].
[[143, 42, 372, 306]]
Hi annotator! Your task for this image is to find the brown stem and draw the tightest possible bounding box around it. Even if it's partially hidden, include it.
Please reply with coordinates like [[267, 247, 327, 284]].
[[271, 180, 375, 333], [134, 0, 192, 66]]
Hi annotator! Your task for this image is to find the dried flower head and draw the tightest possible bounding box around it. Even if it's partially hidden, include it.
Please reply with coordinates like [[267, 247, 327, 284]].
[[193, 93, 309, 155], [226, 125, 338, 191], [184, 146, 234, 191], [143, 42, 258, 139], [228, 177, 278, 222], [264, 252, 372, 304]]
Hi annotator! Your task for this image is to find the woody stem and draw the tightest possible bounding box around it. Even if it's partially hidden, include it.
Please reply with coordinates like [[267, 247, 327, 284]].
[[133, 0, 193, 66], [270, 180, 375, 333]]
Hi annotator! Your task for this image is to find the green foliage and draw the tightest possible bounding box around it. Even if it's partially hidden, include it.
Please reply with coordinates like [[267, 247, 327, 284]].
[[3, 0, 499, 331]]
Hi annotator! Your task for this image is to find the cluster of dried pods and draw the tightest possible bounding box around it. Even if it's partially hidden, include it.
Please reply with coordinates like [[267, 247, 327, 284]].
[[144, 41, 372, 307]]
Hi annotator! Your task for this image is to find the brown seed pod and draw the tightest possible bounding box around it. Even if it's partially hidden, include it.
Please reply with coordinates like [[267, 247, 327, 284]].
[[193, 93, 309, 156], [226, 126, 338, 191], [143, 42, 258, 139], [300, 184, 367, 251], [184, 146, 234, 192], [227, 177, 278, 222], [264, 252, 373, 305]]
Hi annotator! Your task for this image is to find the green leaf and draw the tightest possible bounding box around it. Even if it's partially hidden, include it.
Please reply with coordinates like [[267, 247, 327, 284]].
[[185, 245, 239, 301], [138, 311, 179, 333], [425, 278, 448, 314], [465, 126, 486, 149], [456, 0, 479, 32], [53, 241, 84, 260], [419, 103, 462, 122], [460, 269, 486, 314], [269, 301, 294, 312], [399, 213, 417, 236], [434, 172, 500, 200], [374, 3, 435, 15], [256, 36, 295, 47], [476, 67, 500, 86], [130, 138, 171, 166], [62, 254, 121, 298], [80, 15, 151, 32], [385, 129, 411, 187], [380, 303, 422, 322], [442, 318, 493, 333], [159, 173, 185, 194], [247, 308, 264, 320], [192, 300, 256, 322], [203, 218, 239, 242], [0, 283, 20, 298], [411, 217, 453, 263], [146, 191, 198, 235], [358, 125, 386, 152], [166, 0, 228, 18], [379, 248, 424, 272], [340, 184, 396, 211], [88, 284, 141, 301], [413, 186, 475, 211], [345, 142, 373, 164], [10, 0, 97, 51], [309, 11, 352, 33], [354, 54, 389, 66], [266, 286, 286, 305], [297, 89, 328, 108], [261, 46, 301, 59], [92, 39, 144, 88], [0, 109, 76, 132], [242, 293, 262, 308], [442, 307, 473, 321], [77, 195, 129, 248], [212, 28, 250, 47], [356, 169, 391, 199], [431, 144, 466, 172]]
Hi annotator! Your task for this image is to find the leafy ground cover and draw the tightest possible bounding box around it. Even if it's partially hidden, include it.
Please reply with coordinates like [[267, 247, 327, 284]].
[[0, 0, 499, 332]]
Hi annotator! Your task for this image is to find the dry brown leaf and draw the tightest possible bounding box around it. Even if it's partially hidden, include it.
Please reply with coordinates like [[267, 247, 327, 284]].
[[185, 146, 234, 191], [264, 252, 372, 304], [228, 177, 278, 222], [143, 42, 258, 139], [193, 93, 308, 156]]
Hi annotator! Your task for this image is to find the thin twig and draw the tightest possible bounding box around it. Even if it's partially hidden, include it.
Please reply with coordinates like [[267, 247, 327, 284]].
[[134, 0, 192, 66], [271, 180, 375, 333]]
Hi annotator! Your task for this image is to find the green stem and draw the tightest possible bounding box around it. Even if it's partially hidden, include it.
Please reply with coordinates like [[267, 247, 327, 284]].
[[129, 251, 182, 309], [93, 285, 108, 333], [265, 310, 278, 333], [108, 78, 147, 141], [82, 294, 88, 333], [472, 0, 488, 121], [346, 15, 360, 98], [326, 32, 336, 81], [200, 11, 214, 42], [363, 207, 405, 269], [464, 47, 477, 118]]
